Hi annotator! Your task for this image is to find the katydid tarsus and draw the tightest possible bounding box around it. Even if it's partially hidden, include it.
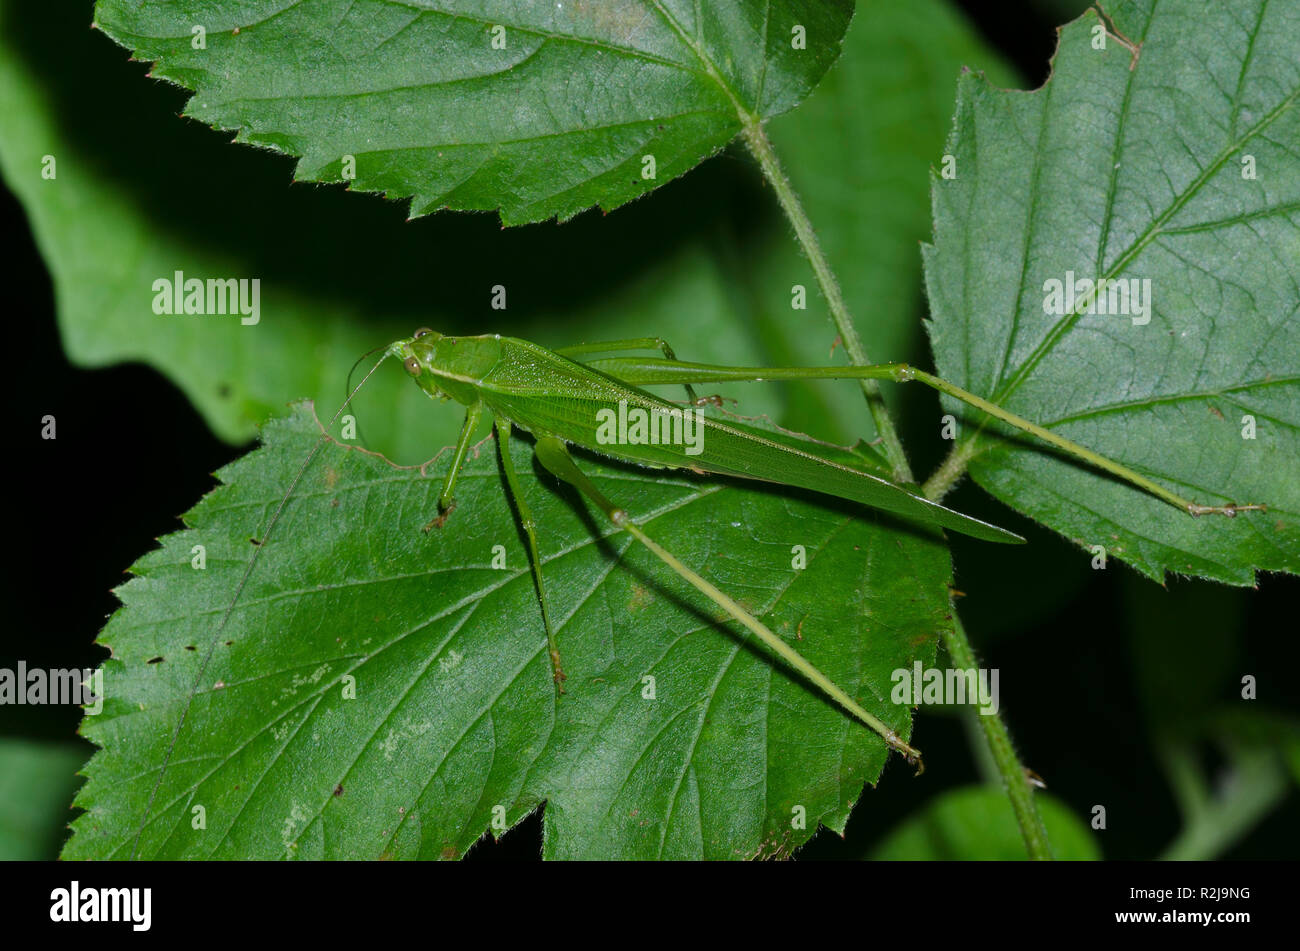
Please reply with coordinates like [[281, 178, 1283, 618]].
[[134, 328, 1265, 857]]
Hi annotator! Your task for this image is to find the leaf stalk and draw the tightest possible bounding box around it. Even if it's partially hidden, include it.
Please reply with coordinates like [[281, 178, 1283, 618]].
[[944, 611, 1054, 860], [741, 119, 914, 485]]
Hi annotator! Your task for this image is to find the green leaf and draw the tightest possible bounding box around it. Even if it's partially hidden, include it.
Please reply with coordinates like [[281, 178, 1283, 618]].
[[0, 0, 778, 453], [10, 2, 1015, 859], [0, 0, 436, 449], [66, 404, 953, 860], [924, 1, 1300, 583], [869, 785, 1100, 860], [93, 0, 853, 226], [0, 739, 85, 860]]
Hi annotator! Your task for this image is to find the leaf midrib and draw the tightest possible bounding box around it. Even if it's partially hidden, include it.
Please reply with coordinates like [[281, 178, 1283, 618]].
[[114, 0, 762, 129]]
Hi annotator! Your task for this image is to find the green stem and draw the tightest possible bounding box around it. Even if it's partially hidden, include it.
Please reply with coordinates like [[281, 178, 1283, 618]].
[[740, 119, 1051, 859], [944, 610, 1054, 859], [923, 440, 977, 504], [741, 120, 914, 484]]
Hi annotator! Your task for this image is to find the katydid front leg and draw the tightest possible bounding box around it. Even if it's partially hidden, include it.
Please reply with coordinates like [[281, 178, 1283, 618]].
[[423, 401, 485, 531], [530, 435, 924, 769]]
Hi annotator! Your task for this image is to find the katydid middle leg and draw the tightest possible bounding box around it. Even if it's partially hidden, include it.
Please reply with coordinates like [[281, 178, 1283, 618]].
[[530, 434, 923, 767], [495, 419, 567, 693]]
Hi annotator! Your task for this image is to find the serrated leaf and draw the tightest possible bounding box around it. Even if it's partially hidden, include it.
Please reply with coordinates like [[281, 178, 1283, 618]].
[[94, 0, 853, 225], [924, 0, 1300, 583], [66, 404, 953, 860]]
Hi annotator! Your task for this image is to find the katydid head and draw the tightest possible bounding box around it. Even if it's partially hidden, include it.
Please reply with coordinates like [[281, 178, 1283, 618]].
[[388, 328, 452, 400], [390, 328, 501, 406]]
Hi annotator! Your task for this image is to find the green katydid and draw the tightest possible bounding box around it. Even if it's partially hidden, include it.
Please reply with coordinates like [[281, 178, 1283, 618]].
[[134, 327, 1264, 857]]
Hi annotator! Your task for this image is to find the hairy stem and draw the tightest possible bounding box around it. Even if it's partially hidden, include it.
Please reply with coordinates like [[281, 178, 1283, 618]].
[[923, 440, 977, 503], [740, 119, 1053, 854], [741, 120, 914, 484], [944, 610, 1054, 859]]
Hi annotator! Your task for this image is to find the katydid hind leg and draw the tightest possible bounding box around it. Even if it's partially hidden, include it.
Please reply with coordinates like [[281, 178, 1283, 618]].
[[423, 401, 485, 532], [495, 419, 567, 693], [530, 435, 923, 767], [578, 356, 1265, 518]]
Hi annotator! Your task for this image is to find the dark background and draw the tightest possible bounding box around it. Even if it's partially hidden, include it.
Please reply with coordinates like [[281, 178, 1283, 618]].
[[4, 0, 1297, 860]]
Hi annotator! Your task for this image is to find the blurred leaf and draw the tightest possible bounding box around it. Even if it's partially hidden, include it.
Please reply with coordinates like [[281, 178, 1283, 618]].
[[0, 738, 85, 860], [869, 784, 1099, 859], [0, 0, 777, 454], [66, 405, 954, 860], [93, 0, 853, 225], [1214, 709, 1300, 787], [925, 1, 1300, 583], [1124, 566, 1293, 858], [2, 0, 1009, 459], [1157, 732, 1289, 861]]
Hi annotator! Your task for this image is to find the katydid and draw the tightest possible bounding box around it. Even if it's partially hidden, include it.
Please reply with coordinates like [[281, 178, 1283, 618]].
[[134, 328, 1263, 857]]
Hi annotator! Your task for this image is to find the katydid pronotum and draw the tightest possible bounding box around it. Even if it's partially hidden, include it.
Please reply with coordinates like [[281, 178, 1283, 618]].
[[135, 328, 1264, 857]]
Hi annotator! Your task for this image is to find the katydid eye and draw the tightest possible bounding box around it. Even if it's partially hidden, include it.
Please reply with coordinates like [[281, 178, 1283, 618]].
[[404, 357, 421, 376], [413, 327, 433, 338]]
